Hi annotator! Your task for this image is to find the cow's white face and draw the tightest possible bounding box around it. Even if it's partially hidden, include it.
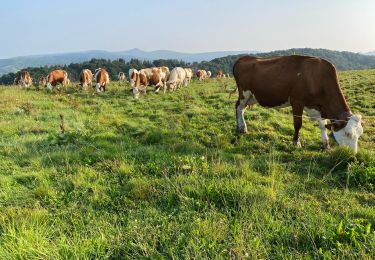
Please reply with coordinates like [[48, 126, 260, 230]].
[[133, 87, 140, 99], [333, 114, 363, 153]]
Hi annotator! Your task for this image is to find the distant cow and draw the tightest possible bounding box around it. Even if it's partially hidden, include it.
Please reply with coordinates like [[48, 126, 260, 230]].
[[14, 71, 33, 87], [184, 68, 193, 85], [167, 67, 186, 91], [207, 71, 212, 78], [233, 55, 363, 153], [196, 70, 207, 81], [216, 70, 224, 78], [79, 69, 93, 89], [118, 72, 127, 82], [39, 76, 46, 86], [158, 66, 170, 92], [132, 68, 164, 98], [94, 68, 109, 92], [46, 70, 69, 90]]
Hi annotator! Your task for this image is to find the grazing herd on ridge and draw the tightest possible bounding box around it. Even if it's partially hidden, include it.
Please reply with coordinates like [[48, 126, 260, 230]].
[[10, 55, 364, 153], [12, 67, 229, 99]]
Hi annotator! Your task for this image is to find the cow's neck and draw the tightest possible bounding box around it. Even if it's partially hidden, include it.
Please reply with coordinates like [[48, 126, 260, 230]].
[[323, 83, 351, 128]]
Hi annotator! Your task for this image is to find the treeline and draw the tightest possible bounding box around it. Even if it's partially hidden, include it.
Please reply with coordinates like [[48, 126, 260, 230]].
[[2, 48, 375, 85], [0, 58, 192, 85]]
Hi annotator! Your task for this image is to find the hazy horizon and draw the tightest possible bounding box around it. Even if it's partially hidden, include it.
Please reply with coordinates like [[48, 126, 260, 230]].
[[1, 0, 374, 59]]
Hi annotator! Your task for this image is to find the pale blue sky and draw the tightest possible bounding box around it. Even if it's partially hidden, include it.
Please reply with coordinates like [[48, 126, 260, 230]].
[[0, 0, 374, 58]]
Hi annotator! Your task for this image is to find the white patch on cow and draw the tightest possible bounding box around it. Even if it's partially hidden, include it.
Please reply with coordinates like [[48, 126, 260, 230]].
[[333, 114, 363, 153], [95, 83, 101, 93], [236, 90, 253, 133], [47, 83, 53, 90], [133, 87, 140, 99], [297, 72, 302, 77]]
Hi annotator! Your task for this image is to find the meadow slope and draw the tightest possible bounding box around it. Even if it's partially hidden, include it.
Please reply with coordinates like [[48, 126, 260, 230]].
[[0, 71, 374, 259]]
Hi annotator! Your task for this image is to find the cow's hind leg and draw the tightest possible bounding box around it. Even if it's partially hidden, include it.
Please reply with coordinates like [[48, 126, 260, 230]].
[[291, 104, 304, 147], [236, 90, 252, 134]]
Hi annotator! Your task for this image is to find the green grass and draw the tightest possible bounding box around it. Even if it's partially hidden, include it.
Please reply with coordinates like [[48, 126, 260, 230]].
[[0, 71, 374, 259]]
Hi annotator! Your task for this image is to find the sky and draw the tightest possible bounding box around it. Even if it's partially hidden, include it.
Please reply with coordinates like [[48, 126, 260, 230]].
[[0, 0, 374, 58]]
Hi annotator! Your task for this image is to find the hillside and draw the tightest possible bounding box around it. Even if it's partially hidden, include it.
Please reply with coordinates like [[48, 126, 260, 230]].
[[2, 48, 375, 85], [0, 49, 255, 76], [0, 71, 374, 258]]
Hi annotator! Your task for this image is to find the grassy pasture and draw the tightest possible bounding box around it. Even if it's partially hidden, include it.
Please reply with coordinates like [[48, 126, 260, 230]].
[[0, 70, 374, 259]]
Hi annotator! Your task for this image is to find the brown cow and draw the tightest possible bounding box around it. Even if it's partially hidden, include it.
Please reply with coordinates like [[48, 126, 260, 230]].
[[47, 70, 69, 90], [94, 68, 109, 92], [216, 70, 224, 79], [79, 69, 93, 89], [233, 55, 363, 153], [196, 70, 207, 81], [132, 68, 163, 98], [14, 71, 33, 87]]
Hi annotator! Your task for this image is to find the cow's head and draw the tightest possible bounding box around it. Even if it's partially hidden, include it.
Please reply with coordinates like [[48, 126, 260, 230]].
[[329, 114, 363, 153], [129, 70, 138, 87]]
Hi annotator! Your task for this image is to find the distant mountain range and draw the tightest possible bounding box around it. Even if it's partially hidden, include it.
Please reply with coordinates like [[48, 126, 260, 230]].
[[0, 49, 258, 76], [366, 52, 375, 56]]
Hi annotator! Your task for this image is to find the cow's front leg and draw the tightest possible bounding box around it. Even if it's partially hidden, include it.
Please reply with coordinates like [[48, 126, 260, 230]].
[[236, 90, 251, 134], [292, 104, 303, 147]]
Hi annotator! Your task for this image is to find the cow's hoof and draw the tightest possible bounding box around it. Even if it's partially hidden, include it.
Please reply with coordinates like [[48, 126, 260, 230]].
[[292, 141, 301, 148], [237, 128, 248, 134], [321, 143, 330, 150]]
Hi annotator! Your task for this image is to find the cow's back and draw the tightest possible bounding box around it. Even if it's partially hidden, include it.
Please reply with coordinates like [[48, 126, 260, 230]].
[[233, 55, 332, 107]]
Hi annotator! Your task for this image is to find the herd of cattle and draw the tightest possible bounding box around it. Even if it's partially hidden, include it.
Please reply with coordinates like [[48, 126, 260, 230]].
[[12, 55, 364, 153], [13, 67, 229, 98]]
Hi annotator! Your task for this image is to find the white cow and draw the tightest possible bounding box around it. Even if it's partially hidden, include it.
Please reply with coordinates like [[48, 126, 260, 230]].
[[166, 67, 186, 91], [184, 68, 193, 86]]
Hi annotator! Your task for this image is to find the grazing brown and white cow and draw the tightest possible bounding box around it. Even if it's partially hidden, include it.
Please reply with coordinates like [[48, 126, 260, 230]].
[[14, 71, 33, 87], [167, 67, 186, 91], [94, 68, 109, 92], [131, 68, 163, 98], [216, 70, 224, 79], [158, 66, 170, 92], [118, 72, 127, 82], [46, 70, 69, 90], [39, 76, 47, 87], [184, 68, 193, 85], [79, 69, 93, 89], [233, 55, 363, 153], [196, 70, 207, 81]]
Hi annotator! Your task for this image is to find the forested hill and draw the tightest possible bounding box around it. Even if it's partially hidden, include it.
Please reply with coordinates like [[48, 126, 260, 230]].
[[204, 48, 375, 74], [1, 48, 375, 84]]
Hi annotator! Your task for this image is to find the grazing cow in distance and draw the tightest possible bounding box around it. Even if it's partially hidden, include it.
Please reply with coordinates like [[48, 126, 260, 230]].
[[233, 55, 363, 153], [118, 72, 127, 82], [14, 71, 33, 87], [94, 68, 109, 92], [207, 71, 212, 78], [158, 66, 170, 92], [184, 68, 193, 85], [131, 68, 165, 98], [79, 69, 93, 89], [167, 67, 186, 91], [46, 69, 69, 90], [216, 70, 224, 78], [39, 76, 47, 87], [196, 70, 207, 81]]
